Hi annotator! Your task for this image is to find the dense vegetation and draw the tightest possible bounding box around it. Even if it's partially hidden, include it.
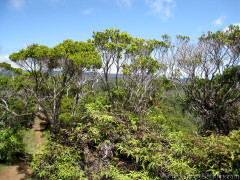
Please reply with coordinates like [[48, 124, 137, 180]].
[[0, 25, 240, 179]]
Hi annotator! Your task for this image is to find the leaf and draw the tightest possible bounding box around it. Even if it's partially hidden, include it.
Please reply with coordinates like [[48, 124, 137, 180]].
[[136, 155, 139, 163]]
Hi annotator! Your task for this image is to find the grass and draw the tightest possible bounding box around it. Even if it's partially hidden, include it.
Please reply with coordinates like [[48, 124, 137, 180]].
[[0, 127, 36, 172], [20, 128, 37, 155], [0, 163, 10, 171]]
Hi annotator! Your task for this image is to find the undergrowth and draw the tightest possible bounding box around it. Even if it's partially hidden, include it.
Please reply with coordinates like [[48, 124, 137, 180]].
[[30, 94, 240, 179]]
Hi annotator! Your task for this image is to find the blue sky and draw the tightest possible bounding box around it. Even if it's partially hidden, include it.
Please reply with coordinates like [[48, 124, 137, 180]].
[[0, 0, 240, 65]]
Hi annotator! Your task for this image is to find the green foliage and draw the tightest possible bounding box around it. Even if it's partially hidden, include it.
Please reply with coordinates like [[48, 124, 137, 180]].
[[59, 112, 72, 126], [159, 92, 198, 132], [120, 56, 164, 113], [80, 99, 116, 143], [20, 128, 37, 155], [30, 86, 240, 178], [93, 28, 132, 51], [176, 25, 240, 135], [213, 66, 240, 97], [169, 129, 240, 175], [185, 66, 240, 134], [81, 98, 196, 176], [0, 75, 35, 129], [100, 165, 157, 180], [123, 56, 160, 75], [31, 141, 86, 179], [0, 129, 24, 163], [9, 40, 102, 74], [8, 39, 102, 131], [51, 39, 102, 70], [176, 35, 190, 42], [0, 62, 22, 75], [1, 26, 240, 179], [59, 97, 75, 126]]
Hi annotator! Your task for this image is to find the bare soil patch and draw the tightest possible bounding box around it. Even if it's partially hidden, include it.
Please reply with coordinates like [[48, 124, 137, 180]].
[[0, 118, 47, 179], [0, 161, 33, 180]]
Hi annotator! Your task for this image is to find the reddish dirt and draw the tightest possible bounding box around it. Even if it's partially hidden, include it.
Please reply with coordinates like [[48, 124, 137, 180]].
[[35, 121, 47, 147], [35, 130, 43, 146], [0, 162, 33, 180], [0, 119, 46, 180]]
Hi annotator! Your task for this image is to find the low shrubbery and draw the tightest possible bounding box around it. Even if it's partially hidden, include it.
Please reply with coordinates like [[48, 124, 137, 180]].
[[31, 140, 86, 179], [0, 129, 25, 163], [169, 129, 240, 175], [31, 97, 240, 179]]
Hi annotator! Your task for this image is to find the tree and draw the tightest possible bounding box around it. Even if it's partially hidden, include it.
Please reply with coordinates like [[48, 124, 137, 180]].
[[92, 29, 169, 112], [121, 56, 162, 113], [172, 25, 240, 134], [92, 29, 132, 104], [0, 63, 35, 129], [118, 37, 168, 113], [9, 40, 102, 132]]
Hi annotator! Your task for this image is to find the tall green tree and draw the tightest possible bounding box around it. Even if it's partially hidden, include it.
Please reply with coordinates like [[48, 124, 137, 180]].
[[9, 40, 102, 132], [0, 63, 35, 129], [120, 38, 168, 113], [92, 29, 132, 104], [172, 25, 240, 134], [92, 29, 169, 111]]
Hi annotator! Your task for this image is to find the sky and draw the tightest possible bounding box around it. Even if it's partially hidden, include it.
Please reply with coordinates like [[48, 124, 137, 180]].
[[0, 0, 240, 65]]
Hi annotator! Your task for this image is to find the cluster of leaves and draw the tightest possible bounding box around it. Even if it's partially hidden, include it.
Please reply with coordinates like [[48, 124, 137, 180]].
[[185, 66, 240, 134], [31, 140, 86, 179], [173, 25, 240, 134], [155, 91, 198, 133], [29, 94, 180, 178], [31, 94, 240, 178], [0, 66, 36, 163], [169, 129, 240, 175], [92, 29, 169, 113], [1, 25, 240, 178], [8, 39, 102, 132], [0, 75, 35, 129], [0, 62, 22, 75], [0, 129, 25, 163], [100, 165, 156, 180], [120, 56, 163, 113]]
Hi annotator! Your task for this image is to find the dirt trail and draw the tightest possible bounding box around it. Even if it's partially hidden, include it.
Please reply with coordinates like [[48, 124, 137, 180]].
[[0, 118, 47, 180], [0, 162, 32, 180], [33, 117, 46, 147]]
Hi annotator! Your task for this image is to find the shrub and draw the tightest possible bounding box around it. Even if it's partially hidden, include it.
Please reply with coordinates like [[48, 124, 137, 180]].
[[169, 129, 240, 175], [31, 141, 86, 179], [0, 129, 25, 163]]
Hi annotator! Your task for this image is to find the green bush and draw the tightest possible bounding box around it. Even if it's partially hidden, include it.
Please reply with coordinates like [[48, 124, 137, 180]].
[[30, 96, 240, 178], [100, 165, 158, 180], [169, 129, 240, 175], [0, 129, 25, 163], [31, 141, 86, 179]]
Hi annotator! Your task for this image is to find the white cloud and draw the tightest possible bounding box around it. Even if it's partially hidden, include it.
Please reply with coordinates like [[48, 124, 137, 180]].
[[0, 55, 19, 68], [0, 55, 10, 63], [82, 9, 93, 15], [224, 23, 240, 31], [145, 0, 176, 20], [214, 17, 222, 26], [116, 0, 133, 8], [213, 14, 225, 26], [8, 0, 25, 10]]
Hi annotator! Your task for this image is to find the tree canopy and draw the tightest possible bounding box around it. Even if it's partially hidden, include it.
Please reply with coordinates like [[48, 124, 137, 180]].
[[8, 40, 102, 132], [1, 25, 240, 178]]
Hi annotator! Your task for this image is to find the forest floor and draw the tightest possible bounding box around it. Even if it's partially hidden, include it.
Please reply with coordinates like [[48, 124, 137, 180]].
[[0, 117, 46, 180]]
